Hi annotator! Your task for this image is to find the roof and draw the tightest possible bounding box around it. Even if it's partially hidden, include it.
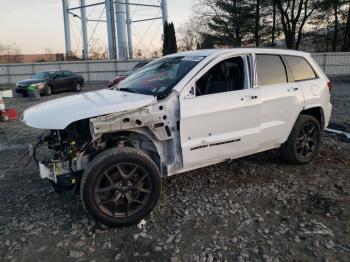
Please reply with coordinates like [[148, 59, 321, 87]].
[[174, 48, 310, 57]]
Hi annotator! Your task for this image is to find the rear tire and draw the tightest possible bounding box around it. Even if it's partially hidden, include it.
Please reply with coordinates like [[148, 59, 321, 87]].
[[80, 147, 161, 227], [74, 82, 82, 92], [280, 115, 321, 164]]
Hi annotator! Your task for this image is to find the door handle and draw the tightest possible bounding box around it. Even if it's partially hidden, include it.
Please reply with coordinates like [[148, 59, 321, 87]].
[[241, 95, 258, 101], [287, 87, 299, 92]]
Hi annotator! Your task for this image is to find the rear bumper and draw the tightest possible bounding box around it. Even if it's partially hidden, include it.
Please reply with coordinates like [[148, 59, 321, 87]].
[[325, 102, 332, 128]]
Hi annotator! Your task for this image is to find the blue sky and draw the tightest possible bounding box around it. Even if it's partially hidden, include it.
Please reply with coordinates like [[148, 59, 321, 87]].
[[0, 0, 194, 55]]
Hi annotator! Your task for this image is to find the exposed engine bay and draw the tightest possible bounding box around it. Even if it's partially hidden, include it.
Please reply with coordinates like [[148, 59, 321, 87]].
[[32, 120, 92, 191]]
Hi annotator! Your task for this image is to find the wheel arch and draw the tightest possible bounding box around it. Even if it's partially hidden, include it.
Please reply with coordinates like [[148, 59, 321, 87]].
[[99, 129, 165, 173], [300, 106, 325, 129]]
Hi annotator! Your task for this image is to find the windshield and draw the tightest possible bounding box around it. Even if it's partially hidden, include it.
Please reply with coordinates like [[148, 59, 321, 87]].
[[32, 71, 56, 79], [116, 56, 204, 97]]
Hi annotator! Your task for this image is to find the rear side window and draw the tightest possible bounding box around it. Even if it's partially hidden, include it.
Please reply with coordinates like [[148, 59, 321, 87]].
[[284, 56, 317, 81], [256, 55, 287, 86], [63, 70, 74, 77]]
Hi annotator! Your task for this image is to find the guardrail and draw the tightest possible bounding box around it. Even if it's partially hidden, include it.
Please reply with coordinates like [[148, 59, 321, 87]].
[[0, 52, 349, 84]]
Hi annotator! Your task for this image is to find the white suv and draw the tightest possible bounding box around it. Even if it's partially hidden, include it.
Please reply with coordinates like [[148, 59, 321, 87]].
[[23, 48, 332, 226]]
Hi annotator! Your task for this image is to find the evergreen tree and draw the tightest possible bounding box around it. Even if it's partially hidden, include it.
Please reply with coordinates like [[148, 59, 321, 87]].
[[169, 22, 178, 54], [162, 22, 177, 55], [198, 34, 215, 49], [162, 22, 169, 56]]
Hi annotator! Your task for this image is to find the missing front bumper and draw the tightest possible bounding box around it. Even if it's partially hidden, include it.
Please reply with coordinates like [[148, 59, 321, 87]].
[[38, 162, 82, 193]]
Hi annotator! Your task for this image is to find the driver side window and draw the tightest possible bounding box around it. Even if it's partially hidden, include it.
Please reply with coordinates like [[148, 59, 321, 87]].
[[196, 57, 245, 96], [55, 71, 64, 79]]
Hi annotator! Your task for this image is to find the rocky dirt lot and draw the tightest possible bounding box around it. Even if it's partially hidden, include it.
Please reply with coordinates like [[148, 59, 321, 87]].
[[0, 81, 349, 262]]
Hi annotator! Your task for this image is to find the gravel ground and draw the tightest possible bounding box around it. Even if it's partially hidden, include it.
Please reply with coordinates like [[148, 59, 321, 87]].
[[0, 81, 349, 261]]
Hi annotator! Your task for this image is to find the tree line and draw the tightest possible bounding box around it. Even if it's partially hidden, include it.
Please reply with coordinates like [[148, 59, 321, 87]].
[[176, 0, 350, 52]]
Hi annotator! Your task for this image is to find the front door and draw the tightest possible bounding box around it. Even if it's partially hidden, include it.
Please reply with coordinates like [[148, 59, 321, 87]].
[[52, 71, 66, 90], [62, 70, 76, 90], [179, 55, 261, 169]]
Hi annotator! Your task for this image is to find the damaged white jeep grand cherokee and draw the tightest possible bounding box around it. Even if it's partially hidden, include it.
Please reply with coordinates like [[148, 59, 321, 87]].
[[23, 48, 332, 226]]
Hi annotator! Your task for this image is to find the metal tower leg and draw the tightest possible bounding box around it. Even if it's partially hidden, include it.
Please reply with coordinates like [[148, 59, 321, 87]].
[[161, 0, 169, 26], [115, 0, 128, 61], [62, 0, 72, 58], [80, 0, 89, 60], [125, 0, 133, 59], [105, 0, 117, 59]]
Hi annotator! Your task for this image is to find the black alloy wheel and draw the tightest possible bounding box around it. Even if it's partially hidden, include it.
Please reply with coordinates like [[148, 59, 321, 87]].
[[295, 121, 319, 159], [81, 147, 161, 226], [95, 163, 152, 218], [280, 115, 321, 164]]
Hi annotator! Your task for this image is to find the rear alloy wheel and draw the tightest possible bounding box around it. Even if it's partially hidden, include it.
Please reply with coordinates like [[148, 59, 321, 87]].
[[44, 85, 52, 96], [280, 115, 321, 164], [74, 82, 82, 92], [80, 147, 161, 226]]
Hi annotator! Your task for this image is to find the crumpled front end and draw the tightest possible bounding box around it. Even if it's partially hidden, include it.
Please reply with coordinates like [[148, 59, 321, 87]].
[[32, 120, 92, 193]]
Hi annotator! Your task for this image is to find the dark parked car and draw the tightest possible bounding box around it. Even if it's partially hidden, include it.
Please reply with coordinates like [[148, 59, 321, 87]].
[[16, 70, 84, 96], [108, 61, 149, 87]]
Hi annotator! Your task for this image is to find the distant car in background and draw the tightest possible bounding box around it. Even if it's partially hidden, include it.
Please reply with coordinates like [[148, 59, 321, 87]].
[[108, 61, 150, 87], [16, 70, 84, 96]]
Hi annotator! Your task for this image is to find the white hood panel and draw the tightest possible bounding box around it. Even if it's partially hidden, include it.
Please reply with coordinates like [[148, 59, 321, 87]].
[[22, 90, 156, 129]]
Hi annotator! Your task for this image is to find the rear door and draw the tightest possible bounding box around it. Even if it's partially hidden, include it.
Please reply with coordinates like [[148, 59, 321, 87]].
[[255, 54, 304, 149], [283, 55, 322, 109], [180, 54, 262, 169]]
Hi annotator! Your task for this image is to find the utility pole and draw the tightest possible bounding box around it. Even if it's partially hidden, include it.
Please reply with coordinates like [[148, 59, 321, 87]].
[[125, 0, 133, 59], [115, 0, 128, 60], [80, 0, 89, 60], [106, 0, 117, 59], [62, 0, 72, 59]]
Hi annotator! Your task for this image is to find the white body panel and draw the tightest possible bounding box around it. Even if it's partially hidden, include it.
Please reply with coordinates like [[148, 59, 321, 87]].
[[180, 88, 261, 169], [179, 53, 262, 169], [299, 55, 332, 128], [259, 82, 305, 149], [22, 48, 332, 177], [22, 90, 156, 129]]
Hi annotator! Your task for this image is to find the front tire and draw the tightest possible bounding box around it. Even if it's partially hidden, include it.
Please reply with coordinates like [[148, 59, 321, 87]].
[[280, 115, 321, 164], [80, 147, 161, 227], [44, 85, 52, 96]]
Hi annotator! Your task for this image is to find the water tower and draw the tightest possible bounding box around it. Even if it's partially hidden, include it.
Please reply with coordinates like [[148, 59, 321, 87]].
[[62, 0, 169, 60]]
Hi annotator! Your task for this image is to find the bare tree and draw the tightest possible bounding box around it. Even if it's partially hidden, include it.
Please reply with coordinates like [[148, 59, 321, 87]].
[[276, 0, 320, 49], [135, 49, 143, 59], [89, 38, 108, 60], [343, 0, 350, 50], [178, 20, 200, 51], [0, 42, 23, 63]]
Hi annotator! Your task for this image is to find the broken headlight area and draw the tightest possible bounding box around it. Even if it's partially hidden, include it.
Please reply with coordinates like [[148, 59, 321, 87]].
[[32, 120, 91, 193]]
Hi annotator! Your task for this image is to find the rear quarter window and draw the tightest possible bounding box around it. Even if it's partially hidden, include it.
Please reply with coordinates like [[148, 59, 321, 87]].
[[284, 55, 317, 81], [256, 54, 287, 86]]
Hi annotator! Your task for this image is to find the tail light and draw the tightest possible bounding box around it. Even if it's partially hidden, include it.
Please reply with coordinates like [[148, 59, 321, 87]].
[[327, 81, 334, 93]]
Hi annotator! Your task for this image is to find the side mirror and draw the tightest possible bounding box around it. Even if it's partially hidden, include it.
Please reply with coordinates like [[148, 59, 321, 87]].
[[184, 86, 195, 99]]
